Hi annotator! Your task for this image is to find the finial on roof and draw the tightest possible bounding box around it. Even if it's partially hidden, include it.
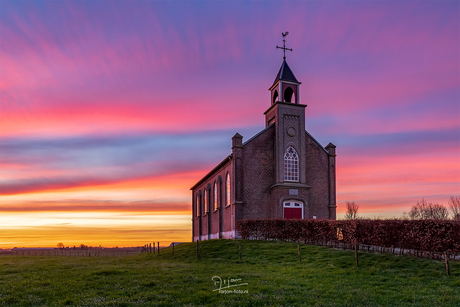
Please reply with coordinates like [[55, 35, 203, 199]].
[[276, 32, 292, 60]]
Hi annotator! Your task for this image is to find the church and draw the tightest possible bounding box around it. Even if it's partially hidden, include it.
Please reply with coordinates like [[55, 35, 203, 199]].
[[191, 43, 337, 241]]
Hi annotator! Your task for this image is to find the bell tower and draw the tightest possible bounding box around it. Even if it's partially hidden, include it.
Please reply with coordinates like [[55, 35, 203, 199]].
[[269, 32, 301, 105], [264, 32, 308, 186], [269, 60, 301, 105]]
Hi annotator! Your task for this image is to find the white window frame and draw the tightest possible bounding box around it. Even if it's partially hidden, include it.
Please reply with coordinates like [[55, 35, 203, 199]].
[[284, 146, 299, 182]]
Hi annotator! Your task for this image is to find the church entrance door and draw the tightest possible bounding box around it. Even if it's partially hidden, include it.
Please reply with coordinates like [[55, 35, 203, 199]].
[[283, 201, 303, 219]]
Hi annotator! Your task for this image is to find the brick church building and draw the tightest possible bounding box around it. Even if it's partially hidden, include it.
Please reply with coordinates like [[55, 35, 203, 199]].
[[191, 58, 337, 242]]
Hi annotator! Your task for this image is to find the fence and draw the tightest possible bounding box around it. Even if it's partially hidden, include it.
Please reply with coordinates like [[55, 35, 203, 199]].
[[8, 250, 141, 257]]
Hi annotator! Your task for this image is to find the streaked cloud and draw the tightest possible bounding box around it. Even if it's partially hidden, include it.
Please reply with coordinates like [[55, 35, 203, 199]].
[[0, 0, 458, 246], [0, 199, 190, 213]]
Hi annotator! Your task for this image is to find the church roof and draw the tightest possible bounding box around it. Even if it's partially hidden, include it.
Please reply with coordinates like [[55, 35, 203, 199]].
[[243, 123, 274, 146], [190, 155, 232, 190], [272, 60, 300, 86]]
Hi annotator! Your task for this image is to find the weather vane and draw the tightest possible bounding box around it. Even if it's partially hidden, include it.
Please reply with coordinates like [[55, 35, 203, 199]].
[[276, 32, 292, 60]]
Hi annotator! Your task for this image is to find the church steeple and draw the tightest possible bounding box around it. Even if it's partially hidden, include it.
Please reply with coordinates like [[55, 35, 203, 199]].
[[269, 33, 301, 105], [272, 59, 299, 84], [269, 59, 301, 105]]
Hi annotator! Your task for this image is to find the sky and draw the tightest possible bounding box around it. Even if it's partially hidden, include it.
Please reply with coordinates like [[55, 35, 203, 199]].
[[0, 1, 459, 248]]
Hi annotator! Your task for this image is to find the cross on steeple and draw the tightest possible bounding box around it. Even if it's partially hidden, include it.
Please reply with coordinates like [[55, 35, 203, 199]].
[[276, 32, 292, 60]]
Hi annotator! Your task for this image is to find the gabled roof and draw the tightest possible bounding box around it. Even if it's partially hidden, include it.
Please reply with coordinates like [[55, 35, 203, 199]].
[[272, 60, 300, 87]]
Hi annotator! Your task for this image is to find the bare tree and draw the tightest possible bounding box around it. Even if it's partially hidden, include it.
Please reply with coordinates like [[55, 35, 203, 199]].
[[345, 202, 359, 219], [448, 196, 460, 220], [57, 242, 64, 248], [408, 199, 449, 220]]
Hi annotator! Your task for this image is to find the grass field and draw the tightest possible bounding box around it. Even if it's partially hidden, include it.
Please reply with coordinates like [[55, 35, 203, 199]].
[[1, 240, 459, 306]]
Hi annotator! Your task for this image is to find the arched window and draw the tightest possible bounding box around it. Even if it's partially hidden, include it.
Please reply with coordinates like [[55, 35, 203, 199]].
[[204, 189, 208, 214], [226, 172, 231, 206], [284, 146, 299, 182], [284, 86, 294, 103], [196, 195, 200, 217], [214, 182, 218, 211]]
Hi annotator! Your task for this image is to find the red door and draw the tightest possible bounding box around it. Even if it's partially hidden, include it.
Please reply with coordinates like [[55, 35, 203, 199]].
[[284, 207, 302, 219]]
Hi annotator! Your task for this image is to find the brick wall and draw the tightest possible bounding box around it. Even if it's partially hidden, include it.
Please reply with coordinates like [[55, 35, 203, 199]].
[[241, 126, 275, 220], [305, 133, 332, 219], [192, 160, 232, 240]]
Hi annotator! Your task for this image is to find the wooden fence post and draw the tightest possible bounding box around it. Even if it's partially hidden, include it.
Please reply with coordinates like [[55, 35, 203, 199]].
[[355, 242, 359, 267], [445, 251, 450, 276], [157, 242, 160, 254]]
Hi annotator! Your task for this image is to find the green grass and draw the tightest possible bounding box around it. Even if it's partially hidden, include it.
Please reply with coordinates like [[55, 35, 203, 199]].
[[1, 240, 459, 306]]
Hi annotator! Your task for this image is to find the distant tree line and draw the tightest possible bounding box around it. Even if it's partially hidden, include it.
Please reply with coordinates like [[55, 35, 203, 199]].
[[344, 196, 460, 220]]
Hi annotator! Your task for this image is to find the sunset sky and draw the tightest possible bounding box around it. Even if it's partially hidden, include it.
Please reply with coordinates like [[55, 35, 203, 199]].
[[1, 1, 459, 248]]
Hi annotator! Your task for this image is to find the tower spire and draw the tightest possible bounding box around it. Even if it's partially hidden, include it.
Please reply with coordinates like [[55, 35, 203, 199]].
[[270, 33, 301, 105], [276, 32, 292, 60]]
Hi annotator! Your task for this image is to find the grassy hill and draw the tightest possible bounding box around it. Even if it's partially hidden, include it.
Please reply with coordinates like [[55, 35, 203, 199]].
[[1, 239, 459, 306]]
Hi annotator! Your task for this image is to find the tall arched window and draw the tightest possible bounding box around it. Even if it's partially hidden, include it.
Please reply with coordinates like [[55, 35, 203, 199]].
[[196, 195, 200, 217], [284, 146, 299, 182], [214, 182, 218, 211], [226, 172, 231, 206], [204, 189, 208, 214]]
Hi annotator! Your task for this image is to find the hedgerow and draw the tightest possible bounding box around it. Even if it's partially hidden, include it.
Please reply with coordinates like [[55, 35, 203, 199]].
[[236, 219, 460, 258]]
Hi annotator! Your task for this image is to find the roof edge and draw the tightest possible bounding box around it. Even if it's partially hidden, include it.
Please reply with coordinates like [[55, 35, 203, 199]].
[[305, 130, 330, 154], [190, 155, 232, 190], [242, 123, 275, 146]]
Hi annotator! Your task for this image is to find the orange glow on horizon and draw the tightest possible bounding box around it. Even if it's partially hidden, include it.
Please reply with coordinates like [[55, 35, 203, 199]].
[[0, 212, 192, 249]]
